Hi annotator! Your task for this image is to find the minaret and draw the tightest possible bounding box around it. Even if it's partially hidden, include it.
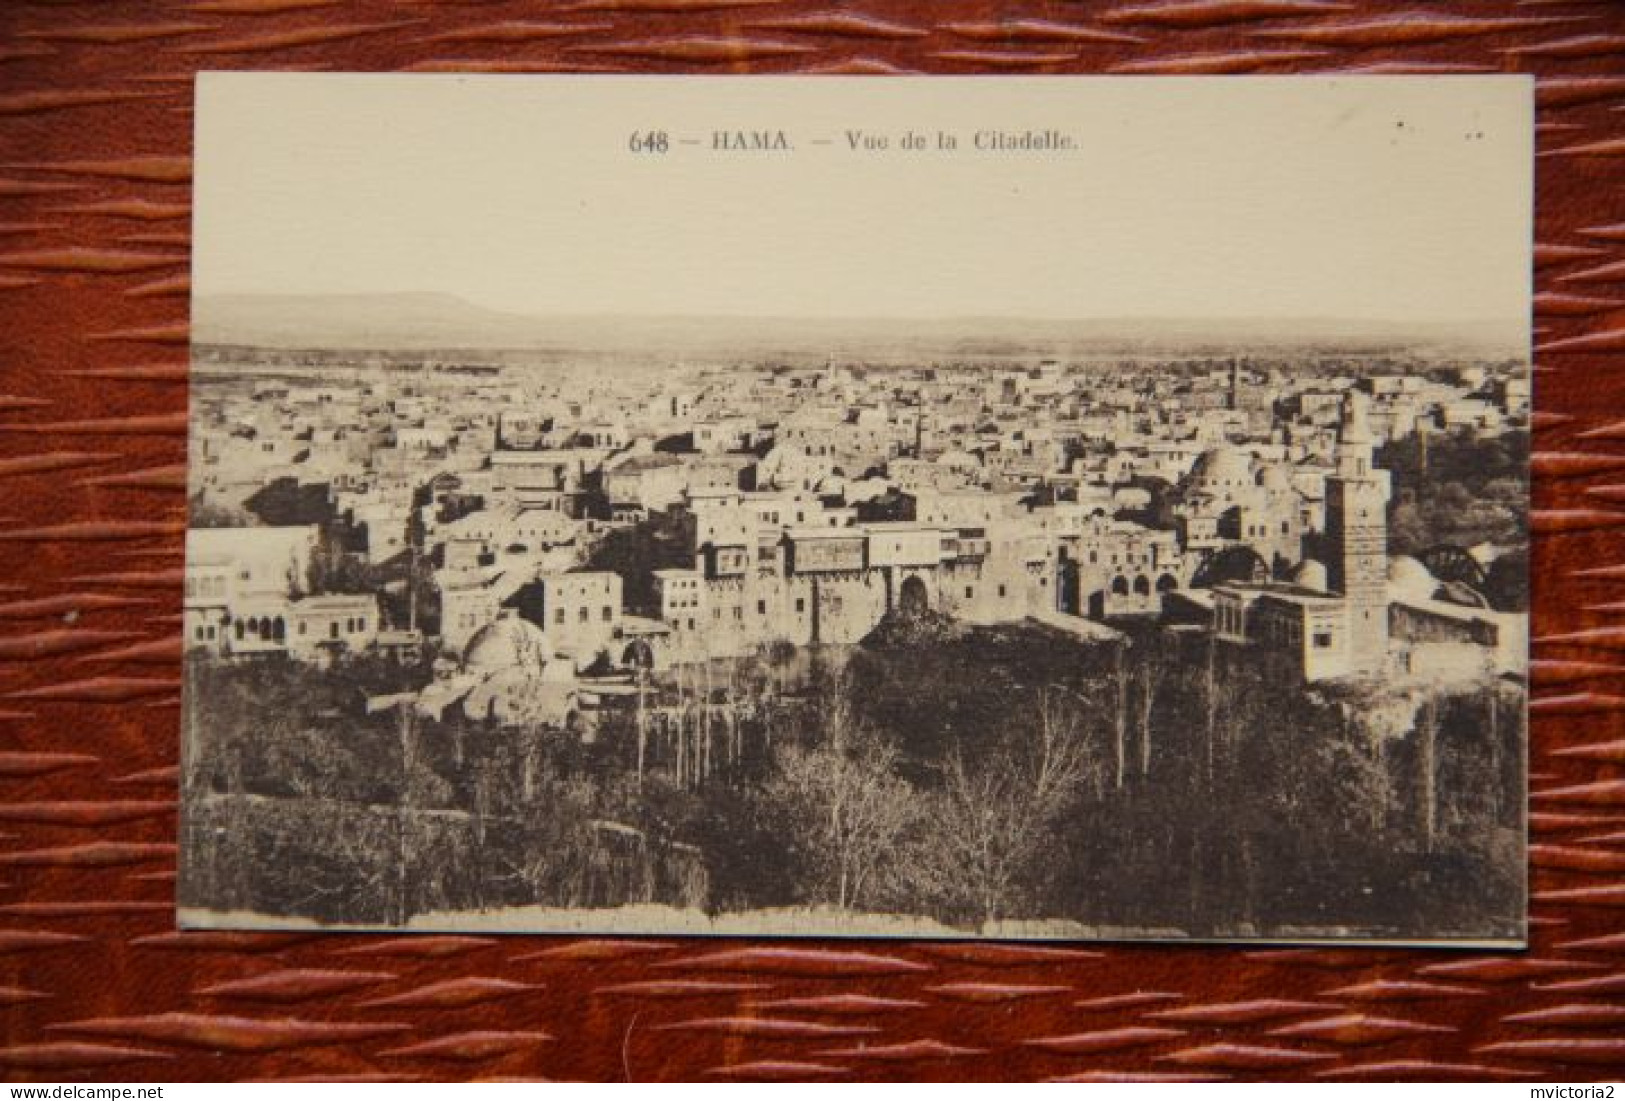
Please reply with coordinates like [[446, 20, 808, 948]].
[[1325, 389, 1391, 673]]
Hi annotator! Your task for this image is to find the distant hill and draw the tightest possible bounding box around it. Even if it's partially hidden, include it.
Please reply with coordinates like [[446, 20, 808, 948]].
[[192, 292, 1528, 359], [193, 292, 544, 349]]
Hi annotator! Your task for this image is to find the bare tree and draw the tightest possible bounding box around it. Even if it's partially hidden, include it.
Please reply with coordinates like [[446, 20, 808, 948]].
[[1417, 696, 1439, 854], [927, 688, 1098, 927], [1136, 647, 1169, 780], [766, 676, 917, 914], [1113, 641, 1130, 790], [1033, 687, 1095, 807]]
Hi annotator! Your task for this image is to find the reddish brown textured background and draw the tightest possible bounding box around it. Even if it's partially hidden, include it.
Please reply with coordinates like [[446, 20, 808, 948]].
[[0, 0, 1623, 1083]]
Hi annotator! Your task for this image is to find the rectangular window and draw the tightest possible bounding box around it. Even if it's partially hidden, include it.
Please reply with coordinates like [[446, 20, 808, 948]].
[[998, 584, 1007, 598], [758, 599, 767, 614], [965, 586, 974, 599], [796, 598, 806, 613], [357, 619, 366, 632], [579, 607, 589, 623], [602, 606, 613, 621], [1314, 631, 1333, 649], [555, 609, 566, 624]]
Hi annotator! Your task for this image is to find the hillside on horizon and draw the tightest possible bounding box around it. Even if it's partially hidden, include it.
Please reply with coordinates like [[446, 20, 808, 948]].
[[192, 292, 1529, 359]]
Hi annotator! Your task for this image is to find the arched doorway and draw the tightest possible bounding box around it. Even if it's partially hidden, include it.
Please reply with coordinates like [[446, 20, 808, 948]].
[[1058, 559, 1080, 615], [899, 575, 929, 616], [1191, 545, 1269, 589], [622, 639, 654, 670]]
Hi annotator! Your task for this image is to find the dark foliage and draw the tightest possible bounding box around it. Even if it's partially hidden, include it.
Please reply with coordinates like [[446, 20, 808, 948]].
[[183, 617, 1524, 939], [581, 509, 694, 613], [1381, 429, 1529, 557], [244, 477, 336, 528]]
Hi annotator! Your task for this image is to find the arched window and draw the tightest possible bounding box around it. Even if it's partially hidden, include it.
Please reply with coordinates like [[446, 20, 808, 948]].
[[1110, 576, 1129, 596], [234, 620, 244, 641], [1157, 573, 1177, 592], [272, 618, 285, 641], [1133, 576, 1151, 596]]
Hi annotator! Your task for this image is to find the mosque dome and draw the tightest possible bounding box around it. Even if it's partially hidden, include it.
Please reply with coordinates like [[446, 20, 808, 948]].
[[1388, 556, 1438, 603], [463, 611, 551, 675], [1256, 463, 1294, 494], [1290, 558, 1328, 592], [1188, 447, 1253, 492]]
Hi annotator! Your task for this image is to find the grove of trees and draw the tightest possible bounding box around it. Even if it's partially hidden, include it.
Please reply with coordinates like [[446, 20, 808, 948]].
[[1380, 427, 1528, 557], [181, 612, 1524, 940]]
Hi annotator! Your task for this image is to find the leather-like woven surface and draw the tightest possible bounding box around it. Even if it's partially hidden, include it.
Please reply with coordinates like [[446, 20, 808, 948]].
[[1, 0, 1623, 1082]]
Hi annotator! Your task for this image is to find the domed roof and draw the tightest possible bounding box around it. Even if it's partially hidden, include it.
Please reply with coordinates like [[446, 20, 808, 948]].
[[1388, 556, 1437, 602], [1290, 558, 1328, 592], [1189, 447, 1253, 489], [1256, 463, 1293, 494], [463, 611, 551, 675]]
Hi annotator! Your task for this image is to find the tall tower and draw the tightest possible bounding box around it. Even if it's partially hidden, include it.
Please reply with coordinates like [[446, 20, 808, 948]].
[[1325, 389, 1391, 673]]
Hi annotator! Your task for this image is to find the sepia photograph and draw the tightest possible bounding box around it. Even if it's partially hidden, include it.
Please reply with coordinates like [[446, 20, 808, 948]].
[[180, 74, 1531, 943]]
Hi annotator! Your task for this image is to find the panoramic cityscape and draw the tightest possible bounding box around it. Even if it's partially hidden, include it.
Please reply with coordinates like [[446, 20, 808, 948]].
[[180, 323, 1528, 940], [182, 75, 1530, 941]]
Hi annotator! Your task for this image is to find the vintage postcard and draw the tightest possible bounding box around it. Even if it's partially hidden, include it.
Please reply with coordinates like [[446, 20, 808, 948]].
[[181, 74, 1531, 943]]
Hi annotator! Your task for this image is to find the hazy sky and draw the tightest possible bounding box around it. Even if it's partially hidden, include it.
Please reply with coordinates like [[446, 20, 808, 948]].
[[194, 74, 1531, 327]]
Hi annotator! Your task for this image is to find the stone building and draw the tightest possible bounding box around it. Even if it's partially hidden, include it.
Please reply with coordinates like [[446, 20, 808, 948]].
[[184, 526, 380, 661], [1324, 389, 1392, 675], [1210, 392, 1395, 682]]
